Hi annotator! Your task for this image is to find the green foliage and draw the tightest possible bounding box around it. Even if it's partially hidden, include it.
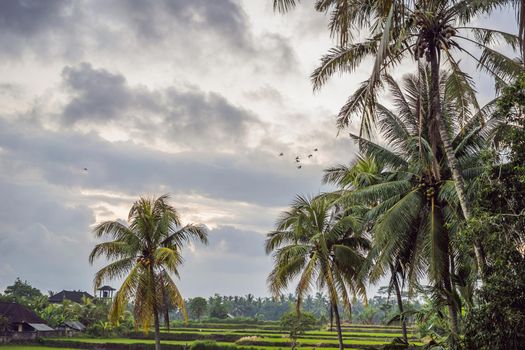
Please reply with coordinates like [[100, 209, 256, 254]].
[[279, 309, 318, 339], [39, 300, 81, 327], [462, 73, 525, 350], [209, 296, 228, 320], [3, 277, 43, 301], [189, 340, 256, 350], [188, 297, 208, 320], [463, 250, 525, 349]]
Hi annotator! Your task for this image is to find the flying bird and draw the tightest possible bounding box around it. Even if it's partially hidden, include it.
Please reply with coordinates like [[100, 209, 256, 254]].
[[279, 152, 284, 156], [83, 168, 88, 171], [295, 158, 300, 163], [314, 148, 318, 152], [308, 154, 313, 158], [297, 165, 302, 169]]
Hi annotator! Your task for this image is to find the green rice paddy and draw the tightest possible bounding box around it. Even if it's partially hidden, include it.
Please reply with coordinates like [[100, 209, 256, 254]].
[[0, 347, 78, 350], [0, 322, 423, 350]]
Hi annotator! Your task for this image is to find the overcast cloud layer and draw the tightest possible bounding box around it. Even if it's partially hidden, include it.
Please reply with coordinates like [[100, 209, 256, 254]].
[[0, 0, 517, 297]]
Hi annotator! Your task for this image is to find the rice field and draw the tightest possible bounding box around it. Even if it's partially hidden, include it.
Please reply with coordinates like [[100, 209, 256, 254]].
[[25, 321, 423, 350]]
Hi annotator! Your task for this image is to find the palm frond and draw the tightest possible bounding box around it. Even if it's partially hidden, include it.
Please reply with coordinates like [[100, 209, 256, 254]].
[[312, 38, 381, 91]]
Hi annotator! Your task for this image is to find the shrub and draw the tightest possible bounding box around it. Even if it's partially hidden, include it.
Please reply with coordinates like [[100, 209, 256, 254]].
[[190, 341, 238, 350]]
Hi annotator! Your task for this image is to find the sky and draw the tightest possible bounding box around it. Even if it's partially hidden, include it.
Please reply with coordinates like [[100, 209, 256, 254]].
[[0, 0, 518, 298]]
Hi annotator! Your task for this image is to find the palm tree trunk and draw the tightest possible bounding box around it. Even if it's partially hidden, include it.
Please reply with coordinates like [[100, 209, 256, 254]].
[[163, 301, 170, 331], [443, 269, 459, 336], [391, 270, 407, 343], [160, 272, 170, 332], [518, 0, 525, 65], [329, 302, 333, 332], [150, 265, 161, 350], [428, 45, 487, 280], [332, 303, 344, 350]]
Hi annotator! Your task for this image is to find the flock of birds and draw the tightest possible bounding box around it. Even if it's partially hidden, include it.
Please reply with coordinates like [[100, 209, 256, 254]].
[[279, 148, 318, 169], [81, 149, 320, 173]]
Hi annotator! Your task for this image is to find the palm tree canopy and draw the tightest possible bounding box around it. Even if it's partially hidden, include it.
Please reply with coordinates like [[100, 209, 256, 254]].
[[324, 69, 500, 288], [88, 194, 208, 329], [274, 0, 521, 136], [266, 195, 369, 312]]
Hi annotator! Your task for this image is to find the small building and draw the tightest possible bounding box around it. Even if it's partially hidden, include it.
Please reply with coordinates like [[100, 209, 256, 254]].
[[62, 321, 86, 331], [57, 320, 86, 335], [48, 290, 94, 304], [96, 285, 116, 299], [0, 302, 54, 333]]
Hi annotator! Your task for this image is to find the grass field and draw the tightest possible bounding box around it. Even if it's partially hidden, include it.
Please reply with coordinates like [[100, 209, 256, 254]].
[[0, 347, 78, 350], [0, 322, 423, 350]]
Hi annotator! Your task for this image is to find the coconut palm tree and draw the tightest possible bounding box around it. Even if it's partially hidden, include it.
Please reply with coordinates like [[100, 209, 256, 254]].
[[273, 0, 523, 276], [89, 194, 208, 350], [265, 195, 369, 350], [330, 68, 501, 340], [324, 156, 410, 343]]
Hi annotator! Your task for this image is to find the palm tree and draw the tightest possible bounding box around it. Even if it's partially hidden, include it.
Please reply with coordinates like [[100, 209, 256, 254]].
[[324, 156, 409, 343], [273, 0, 522, 277], [324, 68, 502, 338], [89, 194, 208, 350], [265, 195, 369, 350]]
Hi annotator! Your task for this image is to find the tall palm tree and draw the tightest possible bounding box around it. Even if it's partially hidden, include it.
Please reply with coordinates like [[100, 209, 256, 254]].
[[324, 68, 502, 338], [324, 156, 409, 343], [273, 0, 522, 276], [89, 195, 208, 350], [265, 195, 369, 350]]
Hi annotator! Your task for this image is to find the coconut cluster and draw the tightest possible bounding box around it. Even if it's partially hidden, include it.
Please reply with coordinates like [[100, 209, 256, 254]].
[[137, 256, 151, 266], [413, 12, 457, 62]]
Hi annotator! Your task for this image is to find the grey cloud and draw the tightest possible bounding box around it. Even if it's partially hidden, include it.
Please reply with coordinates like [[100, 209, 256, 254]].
[[0, 0, 81, 59], [0, 0, 71, 36], [139, 0, 250, 49], [60, 62, 262, 150], [206, 225, 266, 257], [0, 179, 97, 293], [179, 225, 271, 296], [0, 0, 297, 70], [0, 83, 23, 98], [0, 116, 324, 208], [62, 63, 130, 123]]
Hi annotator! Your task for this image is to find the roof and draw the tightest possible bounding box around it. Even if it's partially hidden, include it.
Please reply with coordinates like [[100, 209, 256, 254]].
[[0, 302, 46, 324], [28, 323, 54, 332], [97, 285, 115, 291], [48, 290, 94, 304], [63, 321, 86, 331]]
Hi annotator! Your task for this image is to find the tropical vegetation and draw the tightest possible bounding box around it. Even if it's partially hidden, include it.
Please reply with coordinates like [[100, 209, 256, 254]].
[[267, 1, 525, 349]]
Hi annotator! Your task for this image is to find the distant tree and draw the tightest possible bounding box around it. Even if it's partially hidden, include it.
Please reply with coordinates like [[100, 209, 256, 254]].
[[280, 310, 318, 350], [3, 278, 43, 300], [89, 195, 208, 350], [209, 296, 228, 319], [188, 297, 207, 320]]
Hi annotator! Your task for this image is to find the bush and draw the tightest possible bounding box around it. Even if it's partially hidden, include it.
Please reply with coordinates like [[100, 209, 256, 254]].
[[280, 310, 319, 335]]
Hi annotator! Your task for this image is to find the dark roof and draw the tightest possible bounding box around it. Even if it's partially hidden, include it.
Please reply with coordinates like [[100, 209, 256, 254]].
[[48, 290, 94, 304], [97, 285, 115, 291], [0, 302, 46, 324]]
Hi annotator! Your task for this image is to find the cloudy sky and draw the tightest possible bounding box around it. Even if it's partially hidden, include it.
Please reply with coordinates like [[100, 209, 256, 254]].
[[0, 0, 518, 298]]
